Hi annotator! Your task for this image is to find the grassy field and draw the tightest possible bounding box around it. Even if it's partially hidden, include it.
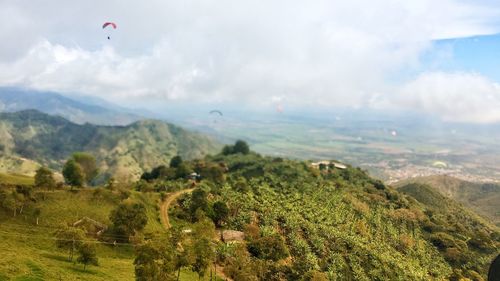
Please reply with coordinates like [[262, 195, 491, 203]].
[[0, 173, 34, 186], [0, 187, 219, 280]]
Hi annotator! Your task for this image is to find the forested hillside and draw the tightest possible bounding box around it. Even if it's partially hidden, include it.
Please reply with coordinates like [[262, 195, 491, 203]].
[[396, 175, 500, 227], [0, 110, 220, 182], [0, 142, 498, 280], [134, 143, 500, 280]]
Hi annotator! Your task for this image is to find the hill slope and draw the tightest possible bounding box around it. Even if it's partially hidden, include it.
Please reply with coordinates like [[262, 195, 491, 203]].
[[0, 150, 498, 280], [396, 175, 500, 227], [0, 87, 141, 125], [0, 110, 221, 182], [167, 152, 499, 280]]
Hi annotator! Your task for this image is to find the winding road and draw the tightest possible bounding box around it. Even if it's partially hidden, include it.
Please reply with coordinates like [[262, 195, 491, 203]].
[[160, 188, 194, 229], [159, 188, 233, 280]]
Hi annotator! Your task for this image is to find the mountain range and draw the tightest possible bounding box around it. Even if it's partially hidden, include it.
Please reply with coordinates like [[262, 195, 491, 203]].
[[0, 87, 141, 125], [0, 110, 221, 182]]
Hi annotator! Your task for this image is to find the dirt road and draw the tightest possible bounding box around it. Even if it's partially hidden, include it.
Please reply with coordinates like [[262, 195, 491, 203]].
[[159, 188, 194, 229], [159, 188, 233, 281]]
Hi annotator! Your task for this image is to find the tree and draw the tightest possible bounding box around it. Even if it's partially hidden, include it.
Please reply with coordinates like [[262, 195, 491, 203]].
[[201, 165, 225, 184], [221, 140, 250, 155], [170, 156, 183, 168], [151, 165, 172, 180], [62, 159, 85, 188], [224, 244, 258, 281], [2, 195, 17, 217], [54, 226, 86, 261], [211, 201, 229, 227], [247, 234, 289, 262], [189, 218, 216, 279], [233, 140, 250, 154], [34, 167, 56, 189], [110, 201, 148, 241], [222, 145, 234, 155], [175, 163, 192, 179], [190, 189, 209, 219], [134, 237, 178, 281], [134, 242, 162, 281], [76, 242, 98, 270], [170, 227, 193, 281], [72, 152, 98, 184], [2, 191, 29, 217]]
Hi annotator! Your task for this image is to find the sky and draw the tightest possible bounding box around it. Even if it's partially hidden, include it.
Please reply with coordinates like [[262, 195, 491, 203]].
[[1, 0, 500, 123]]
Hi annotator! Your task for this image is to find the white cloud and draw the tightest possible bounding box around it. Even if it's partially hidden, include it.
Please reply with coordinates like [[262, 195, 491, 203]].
[[1, 0, 500, 122], [396, 72, 500, 123]]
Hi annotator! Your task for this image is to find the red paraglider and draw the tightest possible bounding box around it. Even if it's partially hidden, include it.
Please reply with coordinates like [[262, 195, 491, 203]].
[[102, 22, 117, 40], [102, 22, 117, 29]]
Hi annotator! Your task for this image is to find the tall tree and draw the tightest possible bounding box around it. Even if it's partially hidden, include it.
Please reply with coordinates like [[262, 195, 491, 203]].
[[211, 201, 229, 227], [175, 163, 192, 179], [191, 218, 216, 280], [54, 226, 86, 261], [190, 189, 209, 219], [34, 167, 56, 189], [72, 152, 98, 184], [76, 242, 98, 270], [134, 238, 177, 281], [224, 244, 259, 281], [233, 140, 250, 154], [134, 242, 162, 281], [169, 155, 183, 168], [110, 201, 148, 241], [62, 159, 85, 188]]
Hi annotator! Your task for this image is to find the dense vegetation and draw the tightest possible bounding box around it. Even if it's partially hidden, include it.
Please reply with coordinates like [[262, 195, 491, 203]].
[[0, 110, 221, 182], [138, 144, 499, 280], [396, 175, 500, 227], [0, 141, 498, 280]]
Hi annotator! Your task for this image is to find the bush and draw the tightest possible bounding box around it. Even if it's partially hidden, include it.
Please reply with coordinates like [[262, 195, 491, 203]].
[[430, 232, 456, 250], [247, 233, 289, 261]]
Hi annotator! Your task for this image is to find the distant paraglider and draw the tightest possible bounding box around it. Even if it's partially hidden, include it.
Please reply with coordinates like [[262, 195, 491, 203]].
[[209, 110, 223, 124], [102, 22, 117, 40], [209, 110, 223, 116]]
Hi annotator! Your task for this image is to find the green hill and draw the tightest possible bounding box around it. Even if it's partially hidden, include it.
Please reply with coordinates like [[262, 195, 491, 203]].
[[0, 187, 211, 281], [0, 145, 498, 280], [396, 175, 500, 227], [162, 150, 499, 280], [0, 110, 221, 182]]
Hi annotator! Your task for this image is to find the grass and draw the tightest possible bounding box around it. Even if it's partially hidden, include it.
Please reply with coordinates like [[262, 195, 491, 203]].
[[0, 173, 34, 186], [0, 188, 217, 280]]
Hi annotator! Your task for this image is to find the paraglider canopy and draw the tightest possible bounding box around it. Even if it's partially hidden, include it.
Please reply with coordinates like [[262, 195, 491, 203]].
[[209, 110, 223, 116], [102, 22, 117, 29], [102, 22, 117, 40]]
